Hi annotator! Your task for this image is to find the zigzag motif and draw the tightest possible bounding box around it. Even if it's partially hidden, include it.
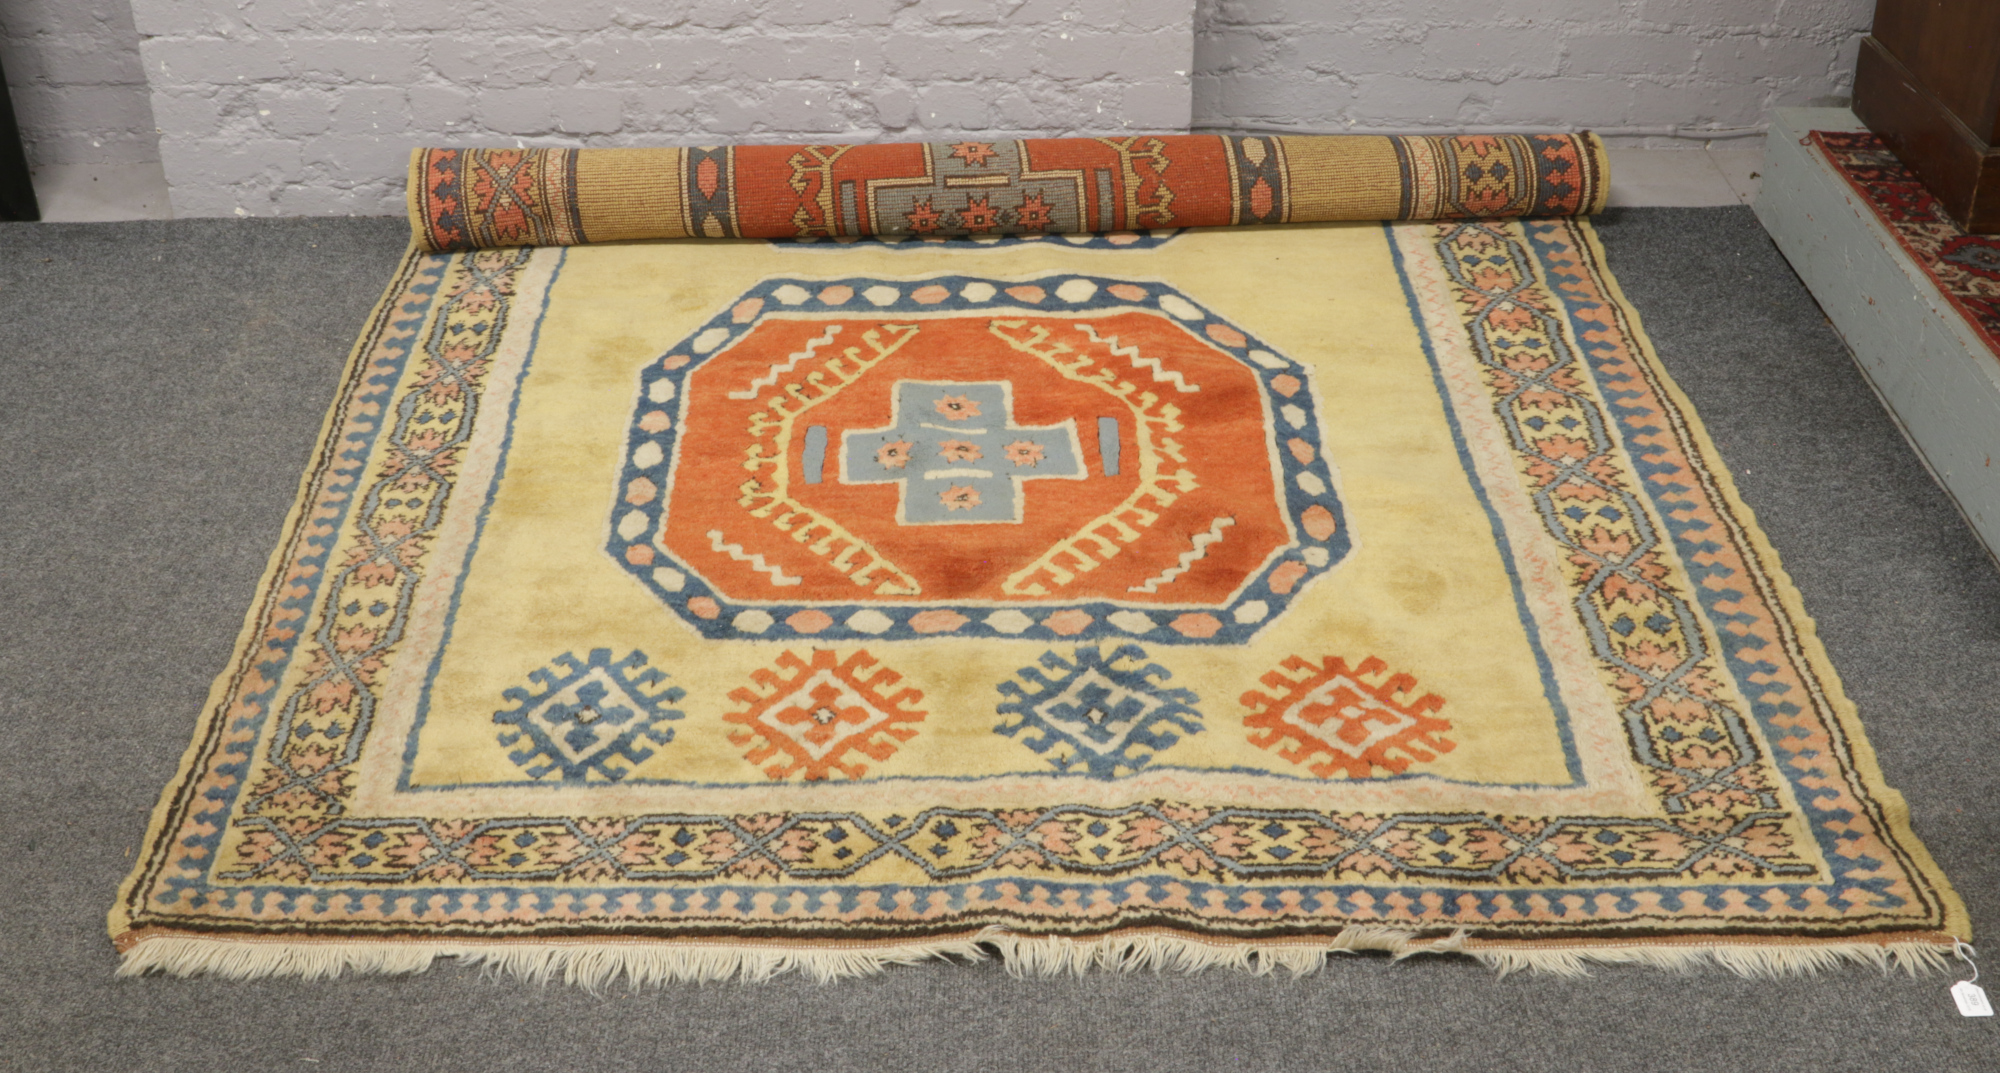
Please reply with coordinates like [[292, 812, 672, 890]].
[[707, 528, 802, 586], [737, 324, 924, 595], [727, 323, 843, 400], [1075, 323, 1200, 393], [987, 320, 1197, 596], [1128, 516, 1235, 593]]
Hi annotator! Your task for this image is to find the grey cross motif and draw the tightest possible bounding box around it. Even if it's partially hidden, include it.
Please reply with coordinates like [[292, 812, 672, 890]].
[[839, 381, 1085, 524]]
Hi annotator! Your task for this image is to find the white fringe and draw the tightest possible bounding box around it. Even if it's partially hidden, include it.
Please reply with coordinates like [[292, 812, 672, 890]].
[[1469, 939, 1955, 979], [115, 934, 990, 989], [981, 925, 1463, 978], [115, 928, 1951, 988]]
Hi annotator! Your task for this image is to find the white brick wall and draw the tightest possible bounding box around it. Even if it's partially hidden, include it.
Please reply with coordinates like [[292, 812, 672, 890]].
[[129, 0, 1197, 217], [0, 0, 160, 169], [1193, 0, 1871, 146], [1, 0, 1878, 216]]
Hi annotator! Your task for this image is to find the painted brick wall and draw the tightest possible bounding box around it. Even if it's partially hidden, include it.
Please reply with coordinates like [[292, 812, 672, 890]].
[[128, 0, 1197, 217], [0, 0, 160, 169], [1194, 0, 1872, 146], [7, 1, 1877, 215]]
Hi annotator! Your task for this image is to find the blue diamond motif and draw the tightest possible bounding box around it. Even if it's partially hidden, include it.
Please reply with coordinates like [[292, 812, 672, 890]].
[[493, 648, 686, 783], [994, 644, 1204, 779]]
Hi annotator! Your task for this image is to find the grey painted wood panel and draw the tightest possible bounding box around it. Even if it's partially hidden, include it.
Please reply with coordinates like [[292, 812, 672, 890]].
[[1755, 107, 2000, 559]]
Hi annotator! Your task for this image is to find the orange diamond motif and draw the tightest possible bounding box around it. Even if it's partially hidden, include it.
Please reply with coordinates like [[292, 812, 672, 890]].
[[724, 650, 927, 780], [1240, 655, 1455, 778]]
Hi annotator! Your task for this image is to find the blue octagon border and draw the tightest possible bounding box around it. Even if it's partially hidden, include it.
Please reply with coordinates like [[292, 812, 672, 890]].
[[607, 273, 1352, 645]]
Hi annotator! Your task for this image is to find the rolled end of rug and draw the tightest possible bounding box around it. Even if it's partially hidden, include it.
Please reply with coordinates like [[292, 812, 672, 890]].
[[407, 132, 1610, 253]]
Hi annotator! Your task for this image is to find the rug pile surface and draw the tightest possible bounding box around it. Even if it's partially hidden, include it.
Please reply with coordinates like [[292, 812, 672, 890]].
[[114, 134, 1965, 983]]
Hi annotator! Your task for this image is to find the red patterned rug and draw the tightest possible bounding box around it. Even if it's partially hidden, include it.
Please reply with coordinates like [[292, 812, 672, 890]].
[[1810, 131, 2000, 354]]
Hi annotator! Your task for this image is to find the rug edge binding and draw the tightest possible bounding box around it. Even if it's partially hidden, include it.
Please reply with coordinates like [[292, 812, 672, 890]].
[[115, 927, 1953, 987], [1563, 216, 1974, 942], [107, 243, 434, 944]]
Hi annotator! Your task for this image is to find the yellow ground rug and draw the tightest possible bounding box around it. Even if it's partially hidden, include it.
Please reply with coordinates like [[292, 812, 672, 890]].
[[114, 217, 1966, 983]]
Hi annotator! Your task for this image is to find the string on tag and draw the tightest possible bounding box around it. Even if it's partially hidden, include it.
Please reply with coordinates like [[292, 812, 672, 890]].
[[1950, 937, 1994, 1017]]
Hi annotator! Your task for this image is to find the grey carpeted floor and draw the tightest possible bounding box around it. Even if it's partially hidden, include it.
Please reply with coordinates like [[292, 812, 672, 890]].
[[2, 208, 1996, 1072]]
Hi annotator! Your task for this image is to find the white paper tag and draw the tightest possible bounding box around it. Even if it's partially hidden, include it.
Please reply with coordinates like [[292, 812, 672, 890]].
[[1952, 980, 1994, 1017]]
